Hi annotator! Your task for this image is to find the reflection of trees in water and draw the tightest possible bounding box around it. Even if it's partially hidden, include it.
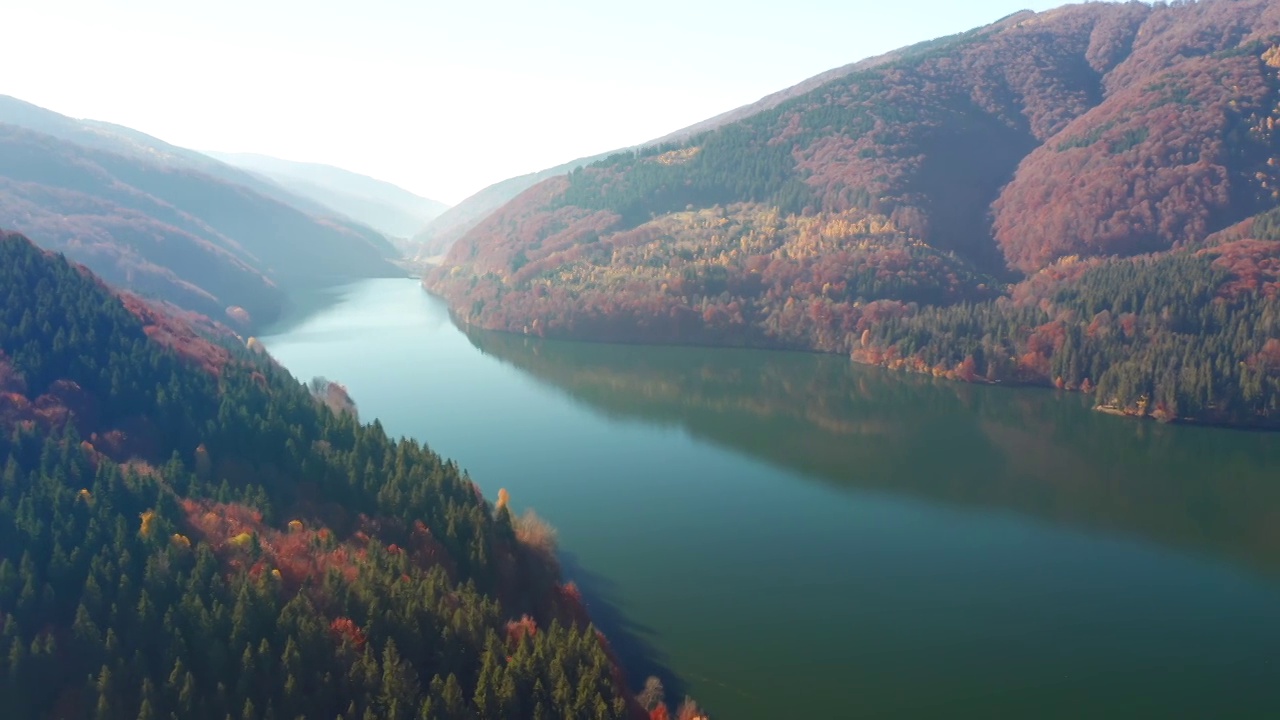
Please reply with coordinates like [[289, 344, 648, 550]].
[[466, 327, 1280, 575], [472, 330, 929, 432]]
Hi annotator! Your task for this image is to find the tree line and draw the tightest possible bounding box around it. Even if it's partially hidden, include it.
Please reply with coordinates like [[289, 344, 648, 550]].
[[0, 234, 664, 719]]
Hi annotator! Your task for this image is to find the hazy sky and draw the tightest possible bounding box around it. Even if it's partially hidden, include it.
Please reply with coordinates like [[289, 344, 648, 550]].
[[6, 0, 1071, 204]]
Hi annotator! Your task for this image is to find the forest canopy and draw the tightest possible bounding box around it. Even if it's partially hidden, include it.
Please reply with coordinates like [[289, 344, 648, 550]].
[[0, 232, 680, 719]]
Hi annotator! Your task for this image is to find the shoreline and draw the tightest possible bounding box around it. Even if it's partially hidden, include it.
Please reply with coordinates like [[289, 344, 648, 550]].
[[419, 280, 1280, 433]]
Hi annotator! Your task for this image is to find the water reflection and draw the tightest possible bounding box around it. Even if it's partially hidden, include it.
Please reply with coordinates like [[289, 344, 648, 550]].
[[465, 328, 1280, 575]]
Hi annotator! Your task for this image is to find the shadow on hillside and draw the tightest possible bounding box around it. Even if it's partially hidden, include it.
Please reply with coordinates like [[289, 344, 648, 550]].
[[558, 550, 690, 705]]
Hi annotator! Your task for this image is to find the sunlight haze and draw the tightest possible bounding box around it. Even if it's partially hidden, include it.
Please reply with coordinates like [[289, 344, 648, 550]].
[[7, 1, 1280, 717], [7, 0, 1066, 203]]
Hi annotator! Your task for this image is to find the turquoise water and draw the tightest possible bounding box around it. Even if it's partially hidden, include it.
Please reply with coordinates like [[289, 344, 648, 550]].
[[262, 278, 1280, 718]]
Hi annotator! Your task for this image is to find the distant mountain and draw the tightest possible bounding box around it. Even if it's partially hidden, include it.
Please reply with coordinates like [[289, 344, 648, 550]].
[[0, 98, 403, 327], [207, 152, 448, 239], [407, 26, 998, 260], [427, 0, 1280, 428], [410, 152, 614, 259], [0, 96, 395, 250]]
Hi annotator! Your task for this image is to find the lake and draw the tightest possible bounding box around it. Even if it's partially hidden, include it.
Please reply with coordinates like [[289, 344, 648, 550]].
[[261, 278, 1280, 718]]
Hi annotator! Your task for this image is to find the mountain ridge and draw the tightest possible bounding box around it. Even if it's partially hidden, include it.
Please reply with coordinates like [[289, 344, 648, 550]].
[[407, 23, 996, 259], [426, 0, 1280, 428], [0, 99, 404, 328], [0, 96, 392, 243]]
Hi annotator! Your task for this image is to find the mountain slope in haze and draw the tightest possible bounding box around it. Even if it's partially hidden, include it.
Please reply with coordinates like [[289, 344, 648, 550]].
[[410, 151, 615, 258], [407, 23, 999, 260], [208, 151, 448, 239], [0, 102, 404, 327], [0, 96, 396, 254], [427, 0, 1280, 427], [0, 232, 661, 720]]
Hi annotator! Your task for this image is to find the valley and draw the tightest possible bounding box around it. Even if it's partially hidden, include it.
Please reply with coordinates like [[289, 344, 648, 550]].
[[6, 0, 1280, 717], [260, 278, 1280, 718]]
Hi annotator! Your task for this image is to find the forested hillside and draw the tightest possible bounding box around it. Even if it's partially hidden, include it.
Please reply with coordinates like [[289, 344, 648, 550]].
[[407, 18, 993, 261], [0, 99, 403, 330], [0, 233, 692, 719], [427, 0, 1280, 428], [0, 96, 391, 237], [410, 152, 617, 260]]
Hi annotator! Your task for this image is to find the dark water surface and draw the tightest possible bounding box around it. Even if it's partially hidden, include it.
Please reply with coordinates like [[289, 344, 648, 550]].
[[262, 279, 1280, 718]]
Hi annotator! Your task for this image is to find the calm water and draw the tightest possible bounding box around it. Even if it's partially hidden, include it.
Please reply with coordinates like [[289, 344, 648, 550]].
[[261, 279, 1280, 719]]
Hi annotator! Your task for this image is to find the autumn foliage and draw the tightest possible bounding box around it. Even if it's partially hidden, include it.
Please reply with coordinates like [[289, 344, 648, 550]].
[[427, 0, 1280, 428], [0, 233, 662, 719], [119, 292, 236, 376], [430, 204, 997, 352]]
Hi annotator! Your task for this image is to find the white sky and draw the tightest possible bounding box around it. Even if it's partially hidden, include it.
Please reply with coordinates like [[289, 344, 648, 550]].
[[4, 0, 1070, 204]]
